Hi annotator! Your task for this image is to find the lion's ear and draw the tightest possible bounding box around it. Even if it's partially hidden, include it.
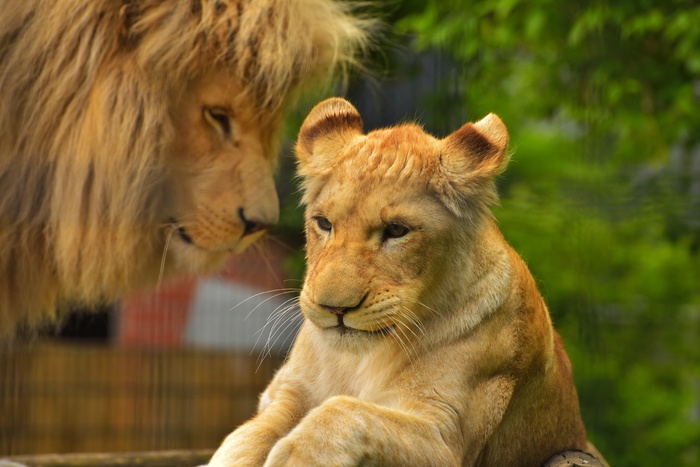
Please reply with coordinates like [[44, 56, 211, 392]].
[[437, 113, 510, 215], [296, 98, 363, 179]]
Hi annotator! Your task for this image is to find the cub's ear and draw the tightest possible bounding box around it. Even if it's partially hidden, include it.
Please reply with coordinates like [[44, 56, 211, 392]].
[[437, 113, 510, 216], [296, 98, 364, 179]]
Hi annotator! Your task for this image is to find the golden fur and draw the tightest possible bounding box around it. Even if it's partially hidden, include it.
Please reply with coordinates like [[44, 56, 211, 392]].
[[209, 98, 607, 466], [0, 0, 370, 339]]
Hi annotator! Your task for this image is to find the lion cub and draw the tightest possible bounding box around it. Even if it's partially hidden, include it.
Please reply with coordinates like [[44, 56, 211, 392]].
[[209, 99, 601, 466]]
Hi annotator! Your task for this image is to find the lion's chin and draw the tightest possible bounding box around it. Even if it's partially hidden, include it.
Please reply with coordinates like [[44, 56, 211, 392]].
[[165, 225, 267, 275], [167, 235, 246, 276], [168, 241, 227, 275]]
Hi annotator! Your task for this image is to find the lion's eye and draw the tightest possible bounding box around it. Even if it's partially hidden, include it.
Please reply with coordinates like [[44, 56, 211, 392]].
[[383, 223, 409, 240], [203, 106, 232, 137], [315, 216, 332, 232]]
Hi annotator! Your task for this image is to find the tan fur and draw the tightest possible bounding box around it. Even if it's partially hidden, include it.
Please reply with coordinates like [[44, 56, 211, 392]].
[[209, 98, 607, 466], [0, 1, 370, 339]]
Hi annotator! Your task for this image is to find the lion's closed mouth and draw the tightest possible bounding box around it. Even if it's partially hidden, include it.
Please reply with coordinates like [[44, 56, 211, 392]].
[[168, 218, 194, 245], [177, 226, 193, 245]]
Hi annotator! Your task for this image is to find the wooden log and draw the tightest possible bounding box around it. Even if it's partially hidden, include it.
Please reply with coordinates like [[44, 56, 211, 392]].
[[0, 449, 213, 467], [544, 449, 607, 467], [3, 448, 608, 467]]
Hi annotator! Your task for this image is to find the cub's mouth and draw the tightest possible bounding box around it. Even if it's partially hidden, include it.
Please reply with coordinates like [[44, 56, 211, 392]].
[[313, 302, 395, 337], [332, 322, 393, 337]]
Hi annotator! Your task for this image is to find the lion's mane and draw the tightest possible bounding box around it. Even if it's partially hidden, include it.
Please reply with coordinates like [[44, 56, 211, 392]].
[[0, 0, 369, 338]]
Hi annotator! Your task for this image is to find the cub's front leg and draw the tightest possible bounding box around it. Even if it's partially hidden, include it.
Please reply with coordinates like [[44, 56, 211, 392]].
[[208, 386, 307, 467], [264, 395, 461, 467]]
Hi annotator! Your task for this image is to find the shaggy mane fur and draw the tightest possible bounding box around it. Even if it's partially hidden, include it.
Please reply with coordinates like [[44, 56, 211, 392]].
[[0, 0, 370, 339]]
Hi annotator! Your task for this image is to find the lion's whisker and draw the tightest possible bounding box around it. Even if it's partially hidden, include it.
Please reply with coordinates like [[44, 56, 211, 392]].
[[252, 241, 285, 288], [283, 278, 305, 286], [157, 226, 176, 289]]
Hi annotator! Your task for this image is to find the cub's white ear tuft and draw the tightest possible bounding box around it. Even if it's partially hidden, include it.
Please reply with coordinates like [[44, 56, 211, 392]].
[[437, 113, 510, 216], [296, 98, 364, 179]]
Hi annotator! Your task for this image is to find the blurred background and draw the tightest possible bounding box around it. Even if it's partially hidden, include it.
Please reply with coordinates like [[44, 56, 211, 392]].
[[1, 1, 699, 466]]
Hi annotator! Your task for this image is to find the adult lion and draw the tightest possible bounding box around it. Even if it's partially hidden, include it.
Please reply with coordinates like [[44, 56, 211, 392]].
[[208, 99, 607, 466], [0, 0, 369, 339]]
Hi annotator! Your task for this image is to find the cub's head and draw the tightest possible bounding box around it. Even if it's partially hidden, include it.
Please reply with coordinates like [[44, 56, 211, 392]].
[[295, 98, 509, 347]]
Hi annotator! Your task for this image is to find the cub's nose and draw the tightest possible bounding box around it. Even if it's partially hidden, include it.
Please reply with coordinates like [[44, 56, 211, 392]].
[[316, 293, 368, 316], [321, 305, 348, 316]]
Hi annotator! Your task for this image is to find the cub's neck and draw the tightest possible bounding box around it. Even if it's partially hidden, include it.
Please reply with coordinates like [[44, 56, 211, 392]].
[[423, 217, 514, 342]]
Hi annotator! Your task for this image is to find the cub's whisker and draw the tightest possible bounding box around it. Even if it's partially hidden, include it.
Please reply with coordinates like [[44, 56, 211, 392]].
[[259, 311, 303, 368], [278, 315, 303, 356], [225, 288, 298, 317], [253, 297, 302, 364], [389, 316, 417, 363], [246, 294, 299, 330], [404, 297, 443, 318], [398, 306, 427, 336], [252, 298, 299, 349], [252, 299, 299, 344]]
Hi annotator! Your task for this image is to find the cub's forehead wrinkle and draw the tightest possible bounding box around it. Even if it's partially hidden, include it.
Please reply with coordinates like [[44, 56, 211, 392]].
[[335, 126, 442, 176]]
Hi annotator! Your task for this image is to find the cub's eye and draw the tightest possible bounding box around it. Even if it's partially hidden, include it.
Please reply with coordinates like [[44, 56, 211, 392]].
[[315, 216, 332, 232], [383, 223, 409, 240], [203, 106, 232, 137]]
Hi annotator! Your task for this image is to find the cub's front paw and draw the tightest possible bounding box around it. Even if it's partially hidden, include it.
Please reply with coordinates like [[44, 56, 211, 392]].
[[263, 436, 302, 467], [265, 435, 363, 467], [263, 396, 374, 467]]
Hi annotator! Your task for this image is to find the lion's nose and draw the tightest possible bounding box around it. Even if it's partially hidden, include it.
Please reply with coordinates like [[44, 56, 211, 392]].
[[239, 208, 273, 236]]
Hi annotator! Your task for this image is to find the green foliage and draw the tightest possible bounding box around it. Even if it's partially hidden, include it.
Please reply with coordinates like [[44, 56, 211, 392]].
[[399, 0, 700, 157], [395, 1, 700, 465]]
